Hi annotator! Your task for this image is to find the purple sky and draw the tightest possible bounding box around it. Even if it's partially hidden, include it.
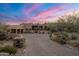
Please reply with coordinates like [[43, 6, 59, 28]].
[[0, 3, 79, 25]]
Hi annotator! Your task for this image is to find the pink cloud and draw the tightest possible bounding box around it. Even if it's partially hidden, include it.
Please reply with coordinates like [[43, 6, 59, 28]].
[[31, 4, 66, 20], [25, 4, 70, 24], [24, 3, 43, 15], [31, 4, 70, 20], [5, 4, 71, 25]]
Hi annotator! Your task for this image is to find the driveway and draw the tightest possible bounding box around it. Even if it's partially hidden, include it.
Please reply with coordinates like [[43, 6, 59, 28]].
[[17, 33, 79, 56]]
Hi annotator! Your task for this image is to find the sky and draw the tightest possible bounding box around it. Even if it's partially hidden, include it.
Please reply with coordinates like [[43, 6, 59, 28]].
[[0, 3, 79, 25]]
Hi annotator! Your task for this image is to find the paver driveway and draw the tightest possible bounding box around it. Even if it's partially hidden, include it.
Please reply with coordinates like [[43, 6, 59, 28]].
[[18, 33, 79, 56]]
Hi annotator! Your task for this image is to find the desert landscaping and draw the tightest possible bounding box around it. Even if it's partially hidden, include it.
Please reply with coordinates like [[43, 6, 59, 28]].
[[0, 12, 79, 56]]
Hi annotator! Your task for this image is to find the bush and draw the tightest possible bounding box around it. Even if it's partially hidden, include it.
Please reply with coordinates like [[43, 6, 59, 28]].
[[72, 42, 79, 49], [52, 32, 69, 45], [0, 32, 7, 40], [0, 46, 17, 55], [48, 14, 79, 33], [70, 33, 79, 40], [53, 37, 66, 44], [53, 35, 66, 45], [13, 37, 25, 48], [68, 40, 79, 49]]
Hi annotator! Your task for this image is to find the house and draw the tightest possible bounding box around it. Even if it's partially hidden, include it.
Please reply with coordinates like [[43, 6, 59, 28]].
[[7, 23, 49, 34], [7, 25, 25, 34]]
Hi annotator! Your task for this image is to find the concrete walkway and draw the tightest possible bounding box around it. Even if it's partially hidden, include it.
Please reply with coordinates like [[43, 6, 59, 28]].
[[18, 33, 79, 56]]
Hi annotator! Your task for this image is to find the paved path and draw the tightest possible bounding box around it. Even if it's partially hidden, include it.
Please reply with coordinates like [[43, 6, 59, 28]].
[[19, 33, 79, 56]]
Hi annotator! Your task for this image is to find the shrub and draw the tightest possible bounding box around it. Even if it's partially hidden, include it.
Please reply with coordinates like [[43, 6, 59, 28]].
[[0, 32, 7, 41], [68, 40, 79, 49], [70, 33, 79, 40], [13, 38, 25, 48], [48, 14, 79, 33], [0, 46, 17, 55], [52, 32, 69, 45], [53, 34, 66, 45], [72, 42, 79, 49]]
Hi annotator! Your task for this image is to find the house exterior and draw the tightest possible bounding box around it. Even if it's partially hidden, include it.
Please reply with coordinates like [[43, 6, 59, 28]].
[[31, 24, 48, 30], [20, 23, 33, 33], [20, 23, 49, 32], [7, 23, 49, 34], [7, 25, 25, 34]]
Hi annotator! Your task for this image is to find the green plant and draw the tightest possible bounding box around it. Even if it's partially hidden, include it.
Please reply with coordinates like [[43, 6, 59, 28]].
[[72, 42, 79, 47], [13, 38, 25, 48], [0, 46, 17, 55], [70, 33, 79, 40], [48, 14, 79, 33], [54, 35, 66, 44], [52, 32, 69, 45], [68, 40, 79, 49], [0, 31, 7, 41]]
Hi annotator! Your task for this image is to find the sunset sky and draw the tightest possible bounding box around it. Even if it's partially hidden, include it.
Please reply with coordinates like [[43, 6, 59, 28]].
[[0, 3, 79, 25]]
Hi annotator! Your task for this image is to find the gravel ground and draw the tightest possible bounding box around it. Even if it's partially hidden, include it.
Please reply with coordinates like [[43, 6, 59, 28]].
[[16, 33, 79, 56]]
